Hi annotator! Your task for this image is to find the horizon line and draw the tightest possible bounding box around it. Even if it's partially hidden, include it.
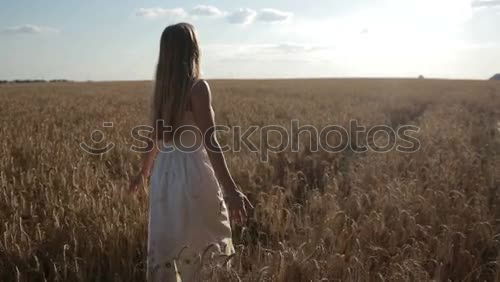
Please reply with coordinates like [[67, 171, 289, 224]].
[[2, 75, 499, 83]]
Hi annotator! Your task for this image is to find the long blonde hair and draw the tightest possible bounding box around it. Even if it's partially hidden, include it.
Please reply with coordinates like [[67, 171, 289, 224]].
[[151, 23, 200, 139]]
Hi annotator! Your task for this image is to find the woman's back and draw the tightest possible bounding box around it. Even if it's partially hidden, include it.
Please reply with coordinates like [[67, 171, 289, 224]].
[[161, 79, 204, 151]]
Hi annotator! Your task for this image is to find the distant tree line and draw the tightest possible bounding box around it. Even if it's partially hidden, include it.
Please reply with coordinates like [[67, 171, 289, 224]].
[[0, 79, 72, 84]]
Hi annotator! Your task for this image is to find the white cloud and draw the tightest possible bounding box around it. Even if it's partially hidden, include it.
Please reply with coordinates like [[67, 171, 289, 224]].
[[135, 6, 294, 25], [191, 5, 224, 17], [0, 24, 59, 34], [226, 8, 257, 25], [265, 43, 330, 53], [204, 43, 333, 61], [135, 8, 187, 19], [256, 9, 293, 23], [472, 0, 500, 7]]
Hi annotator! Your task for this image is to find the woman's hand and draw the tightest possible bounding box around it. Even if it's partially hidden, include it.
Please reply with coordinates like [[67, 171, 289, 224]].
[[224, 186, 253, 225]]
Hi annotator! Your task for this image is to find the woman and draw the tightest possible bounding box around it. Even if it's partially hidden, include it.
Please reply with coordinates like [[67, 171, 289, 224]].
[[129, 23, 252, 281]]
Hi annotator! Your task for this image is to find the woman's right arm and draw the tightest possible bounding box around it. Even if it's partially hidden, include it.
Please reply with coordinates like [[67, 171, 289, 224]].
[[190, 80, 253, 223]]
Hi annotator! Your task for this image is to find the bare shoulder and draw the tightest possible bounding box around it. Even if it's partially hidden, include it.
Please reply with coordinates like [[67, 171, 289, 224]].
[[190, 79, 213, 115], [191, 79, 211, 99]]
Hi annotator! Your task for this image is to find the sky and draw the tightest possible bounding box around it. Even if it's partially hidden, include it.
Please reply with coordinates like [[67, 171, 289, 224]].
[[0, 0, 500, 81]]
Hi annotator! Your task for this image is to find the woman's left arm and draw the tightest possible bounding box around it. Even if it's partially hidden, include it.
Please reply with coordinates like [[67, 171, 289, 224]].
[[129, 139, 159, 192]]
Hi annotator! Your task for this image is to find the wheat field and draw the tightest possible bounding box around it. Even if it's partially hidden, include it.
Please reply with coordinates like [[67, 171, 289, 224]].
[[1, 79, 500, 281]]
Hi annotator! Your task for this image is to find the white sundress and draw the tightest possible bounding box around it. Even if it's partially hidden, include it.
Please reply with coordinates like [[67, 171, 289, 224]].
[[147, 85, 234, 281]]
